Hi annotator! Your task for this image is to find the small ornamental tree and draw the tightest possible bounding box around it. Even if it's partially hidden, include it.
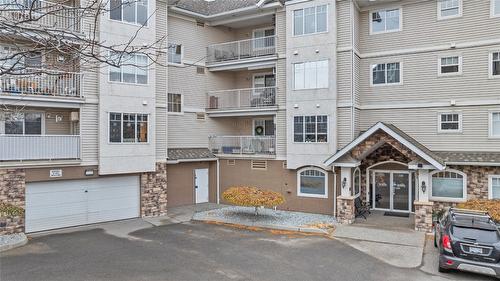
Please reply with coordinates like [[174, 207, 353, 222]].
[[457, 199, 500, 223], [222, 186, 285, 215]]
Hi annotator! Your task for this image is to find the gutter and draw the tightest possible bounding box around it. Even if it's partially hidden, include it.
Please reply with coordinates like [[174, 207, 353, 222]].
[[166, 158, 219, 164], [445, 162, 500, 167], [169, 2, 282, 22]]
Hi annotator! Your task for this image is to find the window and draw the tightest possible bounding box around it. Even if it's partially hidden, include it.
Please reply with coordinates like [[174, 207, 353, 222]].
[[439, 56, 461, 75], [489, 175, 500, 199], [294, 60, 328, 90], [353, 168, 361, 197], [491, 51, 500, 78], [253, 119, 274, 136], [371, 62, 401, 86], [490, 112, 500, 137], [438, 0, 462, 20], [110, 0, 148, 25], [298, 168, 328, 198], [167, 93, 182, 113], [168, 44, 182, 64], [431, 170, 467, 201], [370, 8, 401, 34], [493, 0, 500, 17], [109, 52, 148, 84], [294, 115, 328, 143], [293, 5, 327, 36], [3, 112, 42, 135], [109, 113, 148, 143], [253, 28, 275, 49], [438, 113, 461, 132]]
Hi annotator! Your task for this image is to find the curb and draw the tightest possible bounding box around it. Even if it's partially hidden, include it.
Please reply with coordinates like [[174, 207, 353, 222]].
[[0, 233, 28, 253], [192, 217, 332, 235]]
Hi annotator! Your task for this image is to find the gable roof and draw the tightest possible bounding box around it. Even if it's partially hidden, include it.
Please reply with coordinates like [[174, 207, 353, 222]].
[[324, 122, 446, 170]]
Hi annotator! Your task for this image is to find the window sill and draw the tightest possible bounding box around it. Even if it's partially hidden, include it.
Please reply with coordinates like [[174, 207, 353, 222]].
[[370, 82, 403, 87], [437, 15, 462, 21], [438, 72, 462, 77], [108, 18, 150, 29], [430, 197, 467, 203], [292, 31, 329, 38], [437, 130, 463, 134], [168, 62, 184, 67], [107, 80, 149, 86], [369, 29, 401, 36], [167, 112, 184, 115], [297, 193, 328, 199]]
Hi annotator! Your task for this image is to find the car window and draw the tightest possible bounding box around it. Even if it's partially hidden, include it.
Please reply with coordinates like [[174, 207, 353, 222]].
[[452, 226, 499, 243]]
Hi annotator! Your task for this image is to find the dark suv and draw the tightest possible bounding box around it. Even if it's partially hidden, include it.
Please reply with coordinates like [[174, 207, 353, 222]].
[[434, 208, 500, 278]]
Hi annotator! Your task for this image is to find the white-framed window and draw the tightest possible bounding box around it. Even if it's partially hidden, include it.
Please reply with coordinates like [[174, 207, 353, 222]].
[[293, 5, 328, 36], [109, 52, 148, 84], [371, 62, 401, 86], [297, 168, 328, 198], [438, 0, 462, 20], [293, 60, 329, 90], [438, 113, 462, 133], [2, 112, 43, 135], [370, 8, 401, 34], [489, 112, 500, 138], [110, 0, 148, 26], [353, 168, 361, 197], [489, 175, 500, 199], [253, 118, 274, 136], [490, 51, 500, 78], [438, 56, 462, 76], [168, 43, 182, 65], [293, 115, 328, 143], [491, 0, 500, 17], [109, 112, 148, 143], [252, 27, 275, 49], [430, 170, 467, 202], [167, 93, 182, 113]]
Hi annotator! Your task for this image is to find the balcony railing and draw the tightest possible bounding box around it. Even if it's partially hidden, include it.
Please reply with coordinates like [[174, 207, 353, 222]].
[[0, 135, 80, 161], [0, 69, 82, 97], [209, 136, 276, 156], [206, 36, 276, 64], [0, 0, 81, 33], [207, 86, 276, 111]]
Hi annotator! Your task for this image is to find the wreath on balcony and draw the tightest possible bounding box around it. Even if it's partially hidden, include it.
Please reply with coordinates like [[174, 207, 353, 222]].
[[254, 126, 264, 136]]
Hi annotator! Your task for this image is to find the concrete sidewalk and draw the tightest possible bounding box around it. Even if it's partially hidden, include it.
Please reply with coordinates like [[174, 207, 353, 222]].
[[332, 224, 426, 268]]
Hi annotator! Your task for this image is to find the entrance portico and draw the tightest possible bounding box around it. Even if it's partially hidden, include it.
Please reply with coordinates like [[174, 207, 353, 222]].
[[325, 122, 446, 232]]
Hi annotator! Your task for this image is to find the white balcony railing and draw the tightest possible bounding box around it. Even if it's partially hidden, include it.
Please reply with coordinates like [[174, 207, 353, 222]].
[[207, 86, 276, 111], [0, 135, 80, 161], [0, 0, 81, 33], [209, 136, 276, 156], [0, 69, 82, 97], [206, 36, 276, 64]]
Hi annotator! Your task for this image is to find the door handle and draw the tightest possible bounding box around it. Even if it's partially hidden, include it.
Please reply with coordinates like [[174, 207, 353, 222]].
[[195, 186, 198, 189], [84, 190, 88, 193]]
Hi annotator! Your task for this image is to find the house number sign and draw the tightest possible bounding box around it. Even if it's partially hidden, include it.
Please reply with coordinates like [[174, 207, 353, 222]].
[[50, 169, 63, 178]]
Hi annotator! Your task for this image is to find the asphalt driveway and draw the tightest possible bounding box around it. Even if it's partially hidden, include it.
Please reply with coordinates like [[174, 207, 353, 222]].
[[0, 220, 496, 281]]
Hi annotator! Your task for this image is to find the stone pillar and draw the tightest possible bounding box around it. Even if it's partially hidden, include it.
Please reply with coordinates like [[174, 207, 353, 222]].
[[414, 201, 433, 233], [0, 169, 26, 235], [140, 162, 168, 217], [337, 196, 355, 224]]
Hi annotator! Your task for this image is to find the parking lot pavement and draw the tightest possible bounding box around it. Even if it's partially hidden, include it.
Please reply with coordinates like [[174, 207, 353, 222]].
[[0, 221, 497, 281]]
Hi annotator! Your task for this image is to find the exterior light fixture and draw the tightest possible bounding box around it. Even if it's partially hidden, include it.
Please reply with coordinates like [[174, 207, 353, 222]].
[[342, 178, 347, 189], [421, 181, 427, 193]]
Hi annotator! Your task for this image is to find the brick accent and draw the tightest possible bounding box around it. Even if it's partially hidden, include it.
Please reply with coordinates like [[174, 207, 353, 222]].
[[0, 169, 26, 235], [140, 162, 168, 217], [414, 201, 433, 233], [337, 196, 355, 224]]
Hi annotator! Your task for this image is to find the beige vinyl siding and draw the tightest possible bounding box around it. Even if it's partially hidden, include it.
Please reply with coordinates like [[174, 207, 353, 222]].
[[336, 0, 352, 48], [359, 0, 500, 53], [44, 110, 72, 135], [80, 104, 98, 165], [155, 0, 168, 160], [360, 45, 500, 105], [360, 105, 500, 152], [276, 9, 286, 54], [337, 51, 353, 104], [337, 107, 353, 148], [155, 108, 167, 160], [275, 110, 286, 157]]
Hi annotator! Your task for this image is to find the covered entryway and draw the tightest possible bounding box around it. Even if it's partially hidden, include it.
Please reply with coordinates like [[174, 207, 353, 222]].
[[26, 176, 140, 233], [372, 169, 413, 212]]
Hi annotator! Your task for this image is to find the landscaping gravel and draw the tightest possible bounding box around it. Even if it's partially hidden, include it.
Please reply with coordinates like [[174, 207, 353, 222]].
[[193, 206, 336, 231]]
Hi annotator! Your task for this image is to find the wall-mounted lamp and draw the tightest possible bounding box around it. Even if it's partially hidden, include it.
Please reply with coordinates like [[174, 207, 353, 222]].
[[342, 178, 347, 189], [421, 181, 427, 193]]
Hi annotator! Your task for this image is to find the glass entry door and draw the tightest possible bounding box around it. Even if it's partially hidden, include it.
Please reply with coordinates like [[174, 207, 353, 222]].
[[373, 170, 412, 212]]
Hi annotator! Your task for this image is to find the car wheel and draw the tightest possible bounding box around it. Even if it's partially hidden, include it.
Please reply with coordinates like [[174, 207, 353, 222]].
[[438, 265, 450, 273]]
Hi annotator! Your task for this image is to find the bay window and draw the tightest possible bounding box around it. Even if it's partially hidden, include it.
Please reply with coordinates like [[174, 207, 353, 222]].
[[294, 60, 328, 90], [109, 112, 148, 143], [294, 115, 328, 143], [431, 170, 467, 201], [298, 168, 328, 198], [293, 5, 327, 36]]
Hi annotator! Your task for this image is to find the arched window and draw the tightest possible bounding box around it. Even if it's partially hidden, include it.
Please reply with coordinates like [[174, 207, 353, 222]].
[[353, 168, 361, 197], [297, 168, 328, 198], [431, 170, 467, 202]]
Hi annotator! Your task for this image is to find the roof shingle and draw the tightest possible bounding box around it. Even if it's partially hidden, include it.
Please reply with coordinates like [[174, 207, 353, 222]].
[[168, 148, 215, 161]]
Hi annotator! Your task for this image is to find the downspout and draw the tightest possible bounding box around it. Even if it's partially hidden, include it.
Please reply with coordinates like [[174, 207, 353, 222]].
[[216, 158, 220, 204], [350, 0, 355, 140], [333, 168, 337, 217]]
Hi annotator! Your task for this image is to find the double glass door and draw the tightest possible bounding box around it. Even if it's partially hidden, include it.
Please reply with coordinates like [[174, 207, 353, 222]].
[[373, 171, 412, 212]]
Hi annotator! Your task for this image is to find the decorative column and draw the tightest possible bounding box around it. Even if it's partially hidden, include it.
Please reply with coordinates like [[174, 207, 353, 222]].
[[414, 169, 433, 232], [337, 167, 355, 224]]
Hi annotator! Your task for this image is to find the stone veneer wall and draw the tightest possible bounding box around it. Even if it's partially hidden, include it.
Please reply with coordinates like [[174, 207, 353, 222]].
[[140, 162, 168, 217], [337, 196, 355, 224], [414, 201, 433, 232], [0, 169, 26, 235]]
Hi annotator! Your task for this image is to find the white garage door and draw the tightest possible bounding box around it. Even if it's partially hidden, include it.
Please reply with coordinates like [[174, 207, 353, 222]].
[[26, 176, 140, 233]]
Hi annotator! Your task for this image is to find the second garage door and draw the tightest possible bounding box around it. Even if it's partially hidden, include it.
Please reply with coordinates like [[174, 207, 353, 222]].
[[26, 176, 140, 233]]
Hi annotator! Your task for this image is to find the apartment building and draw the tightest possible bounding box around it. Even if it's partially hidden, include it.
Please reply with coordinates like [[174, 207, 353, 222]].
[[1, 0, 499, 234]]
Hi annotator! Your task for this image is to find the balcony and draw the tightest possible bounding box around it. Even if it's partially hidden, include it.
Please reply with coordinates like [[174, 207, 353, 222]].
[[206, 36, 277, 69], [0, 0, 81, 33], [207, 86, 277, 117], [0, 69, 82, 98], [209, 136, 276, 157], [0, 135, 80, 161]]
